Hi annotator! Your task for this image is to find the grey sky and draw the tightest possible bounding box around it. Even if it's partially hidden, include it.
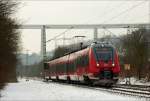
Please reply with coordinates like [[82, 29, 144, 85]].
[[16, 0, 149, 53]]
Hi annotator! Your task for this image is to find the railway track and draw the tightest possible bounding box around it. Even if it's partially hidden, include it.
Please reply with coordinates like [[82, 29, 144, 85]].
[[111, 85, 150, 98], [113, 84, 150, 93], [43, 79, 150, 99], [112, 84, 150, 98]]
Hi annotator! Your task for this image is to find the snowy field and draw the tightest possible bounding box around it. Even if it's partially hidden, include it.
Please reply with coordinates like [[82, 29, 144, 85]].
[[0, 78, 148, 101]]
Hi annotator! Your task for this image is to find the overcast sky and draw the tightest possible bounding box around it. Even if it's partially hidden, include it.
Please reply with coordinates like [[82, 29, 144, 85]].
[[16, 0, 149, 53]]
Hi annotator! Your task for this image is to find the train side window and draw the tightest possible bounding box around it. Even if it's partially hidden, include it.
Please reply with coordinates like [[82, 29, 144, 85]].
[[50, 65, 52, 73], [73, 60, 76, 71], [60, 63, 64, 73], [76, 57, 79, 67], [56, 64, 59, 72], [69, 62, 72, 72], [58, 64, 60, 72], [68, 62, 71, 72], [54, 65, 56, 73], [84, 55, 89, 66], [76, 56, 81, 67], [67, 62, 75, 72], [63, 63, 66, 72], [59, 64, 61, 72], [58, 64, 61, 73], [44, 63, 49, 70], [67, 62, 70, 72], [82, 56, 85, 67], [63, 63, 66, 73], [81, 55, 89, 67], [52, 65, 55, 73], [70, 62, 72, 72], [80, 55, 85, 67], [79, 56, 82, 66], [49, 66, 51, 73]]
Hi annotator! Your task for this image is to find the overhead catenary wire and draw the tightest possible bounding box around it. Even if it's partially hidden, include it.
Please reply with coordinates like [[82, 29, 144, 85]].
[[78, 0, 147, 40], [97, 0, 147, 42], [21, 0, 148, 49], [46, 26, 74, 43], [24, 0, 147, 43], [47, 2, 126, 44], [80, 1, 147, 40], [102, 0, 147, 24], [82, 1, 126, 24]]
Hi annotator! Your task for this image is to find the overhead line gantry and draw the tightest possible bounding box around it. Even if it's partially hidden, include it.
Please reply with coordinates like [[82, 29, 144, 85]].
[[20, 23, 150, 61]]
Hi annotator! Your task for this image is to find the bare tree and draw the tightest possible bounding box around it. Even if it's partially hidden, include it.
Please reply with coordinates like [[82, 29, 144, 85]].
[[0, 0, 20, 90], [122, 29, 149, 80]]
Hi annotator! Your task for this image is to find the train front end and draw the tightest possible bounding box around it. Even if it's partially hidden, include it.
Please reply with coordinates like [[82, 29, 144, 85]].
[[89, 43, 120, 86]]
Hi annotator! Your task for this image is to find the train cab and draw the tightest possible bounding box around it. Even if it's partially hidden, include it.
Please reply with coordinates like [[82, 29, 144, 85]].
[[89, 43, 120, 86]]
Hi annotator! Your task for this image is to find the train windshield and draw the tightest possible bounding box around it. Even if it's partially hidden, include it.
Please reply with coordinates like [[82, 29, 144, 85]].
[[94, 47, 113, 62]]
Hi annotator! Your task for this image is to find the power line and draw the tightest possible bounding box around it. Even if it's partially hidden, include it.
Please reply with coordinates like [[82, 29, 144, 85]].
[[20, 0, 148, 49], [82, 1, 147, 41], [82, 1, 126, 24], [99, 1, 146, 39], [96, 0, 147, 39], [52, 1, 147, 42], [102, 0, 147, 24], [99, 1, 147, 43], [46, 26, 73, 42]]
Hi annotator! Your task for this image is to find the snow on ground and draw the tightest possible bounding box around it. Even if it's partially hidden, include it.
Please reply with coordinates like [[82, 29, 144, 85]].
[[0, 78, 148, 101], [118, 77, 150, 86]]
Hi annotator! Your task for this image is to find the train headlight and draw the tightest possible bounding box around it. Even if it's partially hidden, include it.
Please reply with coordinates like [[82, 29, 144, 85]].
[[96, 63, 100, 67], [112, 63, 115, 67]]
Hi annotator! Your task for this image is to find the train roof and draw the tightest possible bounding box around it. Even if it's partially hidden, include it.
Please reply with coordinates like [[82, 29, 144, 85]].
[[45, 41, 114, 63]]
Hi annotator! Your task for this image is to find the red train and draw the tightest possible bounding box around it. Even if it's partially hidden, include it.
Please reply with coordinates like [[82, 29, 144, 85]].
[[44, 42, 120, 86]]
